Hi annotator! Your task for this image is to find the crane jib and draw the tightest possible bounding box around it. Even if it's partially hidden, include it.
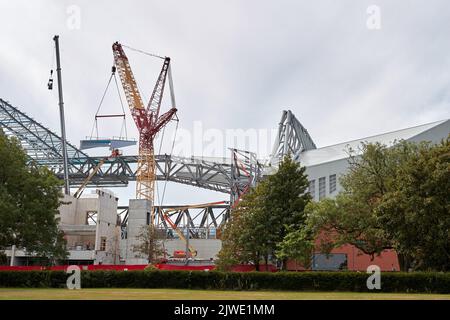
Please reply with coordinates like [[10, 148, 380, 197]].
[[112, 41, 177, 224]]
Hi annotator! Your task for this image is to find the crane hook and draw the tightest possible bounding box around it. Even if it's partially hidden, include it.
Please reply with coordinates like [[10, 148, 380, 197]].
[[47, 70, 54, 90]]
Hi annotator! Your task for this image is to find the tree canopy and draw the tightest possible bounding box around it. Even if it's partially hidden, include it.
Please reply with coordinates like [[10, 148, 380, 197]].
[[0, 130, 67, 263], [300, 138, 450, 271], [217, 155, 311, 270]]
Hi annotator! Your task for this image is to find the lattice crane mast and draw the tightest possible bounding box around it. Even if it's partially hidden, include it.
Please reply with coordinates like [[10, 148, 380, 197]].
[[112, 42, 177, 224]]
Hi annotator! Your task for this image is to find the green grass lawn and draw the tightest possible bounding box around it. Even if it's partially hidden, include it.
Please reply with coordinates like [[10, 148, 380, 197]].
[[0, 288, 449, 300]]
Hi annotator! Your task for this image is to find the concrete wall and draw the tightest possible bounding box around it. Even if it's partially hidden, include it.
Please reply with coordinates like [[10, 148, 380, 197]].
[[164, 239, 222, 260], [57, 189, 119, 264], [94, 189, 119, 264], [58, 194, 77, 225], [123, 199, 152, 265], [59, 193, 98, 250]]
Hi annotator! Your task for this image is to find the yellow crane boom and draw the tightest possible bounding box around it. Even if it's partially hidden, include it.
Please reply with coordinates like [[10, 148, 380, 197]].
[[73, 159, 105, 198], [112, 42, 176, 225]]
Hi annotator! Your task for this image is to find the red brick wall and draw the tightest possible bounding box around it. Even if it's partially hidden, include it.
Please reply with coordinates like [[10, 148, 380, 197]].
[[287, 229, 400, 271], [287, 244, 399, 271]]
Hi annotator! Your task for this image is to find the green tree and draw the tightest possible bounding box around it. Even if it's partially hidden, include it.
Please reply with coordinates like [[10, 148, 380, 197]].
[[0, 130, 67, 263], [378, 138, 450, 271], [132, 225, 166, 264], [264, 155, 312, 268], [217, 155, 311, 271], [216, 186, 268, 271], [276, 226, 313, 271], [302, 138, 450, 271], [0, 251, 7, 265]]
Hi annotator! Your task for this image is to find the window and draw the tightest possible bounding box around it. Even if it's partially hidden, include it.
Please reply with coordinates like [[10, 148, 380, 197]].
[[120, 226, 127, 240], [146, 212, 151, 225], [312, 253, 347, 271], [319, 177, 326, 200], [85, 211, 97, 225], [100, 237, 107, 251], [329, 174, 337, 193], [309, 180, 315, 199]]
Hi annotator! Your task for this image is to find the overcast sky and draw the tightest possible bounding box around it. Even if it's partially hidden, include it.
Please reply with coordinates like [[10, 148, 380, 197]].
[[1, 0, 449, 205]]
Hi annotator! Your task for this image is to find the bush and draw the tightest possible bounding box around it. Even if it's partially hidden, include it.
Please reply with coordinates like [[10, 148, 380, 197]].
[[144, 264, 159, 272], [0, 271, 67, 288], [0, 252, 7, 266], [0, 270, 449, 293]]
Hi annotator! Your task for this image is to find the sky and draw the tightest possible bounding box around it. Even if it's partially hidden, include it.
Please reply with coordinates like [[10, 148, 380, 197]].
[[1, 0, 449, 205]]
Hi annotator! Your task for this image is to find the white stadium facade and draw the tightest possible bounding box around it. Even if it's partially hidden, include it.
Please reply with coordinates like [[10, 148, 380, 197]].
[[297, 118, 449, 201], [268, 111, 449, 270]]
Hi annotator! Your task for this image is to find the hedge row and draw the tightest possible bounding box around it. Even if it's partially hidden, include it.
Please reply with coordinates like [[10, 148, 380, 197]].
[[0, 270, 449, 293]]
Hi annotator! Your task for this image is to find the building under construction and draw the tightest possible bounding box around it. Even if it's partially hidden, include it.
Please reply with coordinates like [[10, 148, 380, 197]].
[[0, 39, 449, 270], [2, 96, 448, 269]]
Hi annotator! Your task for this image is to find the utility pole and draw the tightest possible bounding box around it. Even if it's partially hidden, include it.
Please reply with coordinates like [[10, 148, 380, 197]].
[[53, 35, 70, 195]]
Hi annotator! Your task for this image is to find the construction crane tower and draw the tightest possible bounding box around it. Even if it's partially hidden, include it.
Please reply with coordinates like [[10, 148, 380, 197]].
[[112, 42, 177, 224]]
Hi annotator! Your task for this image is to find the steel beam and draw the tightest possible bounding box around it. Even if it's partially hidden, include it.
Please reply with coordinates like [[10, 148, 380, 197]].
[[119, 204, 230, 238], [1, 98, 255, 195], [269, 110, 316, 167]]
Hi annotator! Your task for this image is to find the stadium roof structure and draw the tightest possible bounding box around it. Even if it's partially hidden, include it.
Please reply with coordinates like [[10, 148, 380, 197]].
[[299, 119, 449, 167]]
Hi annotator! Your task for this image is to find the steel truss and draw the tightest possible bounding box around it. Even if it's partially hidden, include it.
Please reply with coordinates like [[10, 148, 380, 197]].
[[0, 98, 95, 170], [0, 98, 261, 200], [63, 154, 248, 194], [2, 99, 317, 233], [230, 149, 261, 206], [119, 203, 230, 240], [269, 110, 316, 166]]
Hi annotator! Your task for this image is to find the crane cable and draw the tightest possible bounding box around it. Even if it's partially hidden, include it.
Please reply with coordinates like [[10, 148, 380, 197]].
[[155, 118, 179, 228], [122, 44, 165, 60], [154, 125, 166, 207], [121, 45, 162, 104], [89, 66, 129, 140], [154, 117, 179, 208], [113, 73, 129, 139], [161, 119, 179, 206], [89, 71, 114, 139]]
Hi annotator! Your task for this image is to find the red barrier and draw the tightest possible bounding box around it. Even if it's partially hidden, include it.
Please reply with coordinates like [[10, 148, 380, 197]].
[[0, 265, 147, 271], [0, 264, 276, 272], [155, 264, 215, 271], [87, 265, 146, 271]]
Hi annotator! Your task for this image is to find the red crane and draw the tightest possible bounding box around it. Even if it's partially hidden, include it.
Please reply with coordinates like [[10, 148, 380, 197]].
[[112, 42, 177, 224]]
